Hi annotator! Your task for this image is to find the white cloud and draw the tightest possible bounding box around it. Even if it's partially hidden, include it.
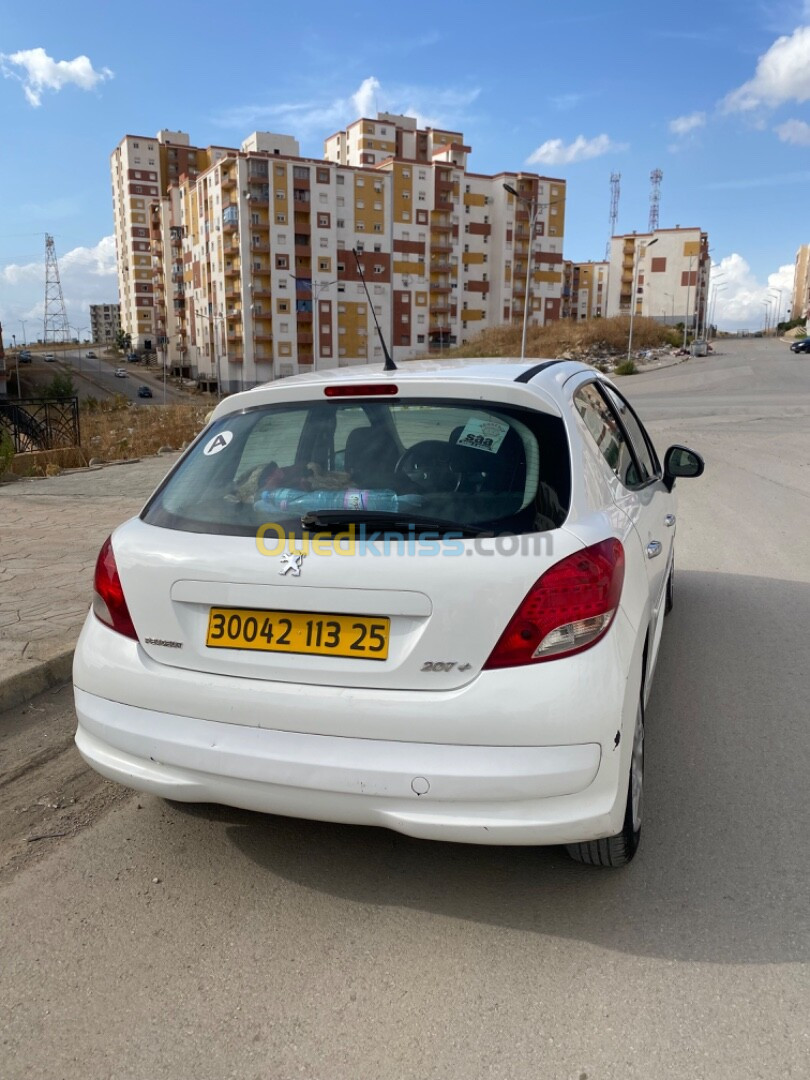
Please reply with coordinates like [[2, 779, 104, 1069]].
[[212, 77, 480, 143], [526, 133, 625, 166], [669, 111, 706, 136], [712, 254, 795, 330], [775, 117, 810, 144], [0, 47, 112, 107], [352, 76, 381, 119], [723, 25, 810, 112], [0, 236, 117, 335]]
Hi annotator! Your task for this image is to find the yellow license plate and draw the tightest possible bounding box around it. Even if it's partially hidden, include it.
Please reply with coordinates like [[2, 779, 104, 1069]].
[[206, 607, 390, 660]]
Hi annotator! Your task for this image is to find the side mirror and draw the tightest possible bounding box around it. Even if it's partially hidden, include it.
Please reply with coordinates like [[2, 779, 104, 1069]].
[[663, 445, 705, 491]]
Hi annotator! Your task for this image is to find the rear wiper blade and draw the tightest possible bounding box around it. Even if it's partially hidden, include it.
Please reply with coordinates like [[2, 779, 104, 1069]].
[[300, 510, 488, 537]]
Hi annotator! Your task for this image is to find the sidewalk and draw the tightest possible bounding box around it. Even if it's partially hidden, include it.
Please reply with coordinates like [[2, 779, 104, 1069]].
[[0, 454, 179, 710]]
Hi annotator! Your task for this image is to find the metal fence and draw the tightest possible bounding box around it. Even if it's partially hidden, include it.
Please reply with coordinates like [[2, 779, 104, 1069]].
[[0, 397, 81, 452]]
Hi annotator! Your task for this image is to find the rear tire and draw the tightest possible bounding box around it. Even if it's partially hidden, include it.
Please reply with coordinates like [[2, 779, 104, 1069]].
[[566, 699, 643, 868]]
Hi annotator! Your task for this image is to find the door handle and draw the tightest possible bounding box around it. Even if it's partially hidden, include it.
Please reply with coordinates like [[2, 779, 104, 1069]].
[[664, 514, 676, 527], [647, 541, 663, 559]]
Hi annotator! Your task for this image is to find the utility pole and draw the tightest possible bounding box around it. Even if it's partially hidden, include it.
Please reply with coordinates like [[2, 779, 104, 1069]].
[[606, 172, 620, 261], [648, 169, 663, 232], [43, 235, 70, 347]]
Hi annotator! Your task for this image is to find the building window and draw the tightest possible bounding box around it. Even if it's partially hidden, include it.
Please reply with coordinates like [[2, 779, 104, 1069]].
[[317, 213, 330, 227], [316, 168, 330, 183], [275, 255, 289, 269]]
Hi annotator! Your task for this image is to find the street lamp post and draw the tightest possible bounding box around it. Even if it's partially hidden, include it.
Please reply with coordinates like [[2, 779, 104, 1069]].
[[627, 237, 658, 362], [19, 320, 27, 346], [503, 183, 545, 360], [194, 307, 223, 398], [708, 284, 726, 338], [290, 275, 338, 369], [769, 289, 783, 336], [11, 334, 19, 397]]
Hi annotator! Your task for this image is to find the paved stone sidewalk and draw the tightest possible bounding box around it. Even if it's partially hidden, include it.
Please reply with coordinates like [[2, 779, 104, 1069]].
[[0, 455, 179, 708]]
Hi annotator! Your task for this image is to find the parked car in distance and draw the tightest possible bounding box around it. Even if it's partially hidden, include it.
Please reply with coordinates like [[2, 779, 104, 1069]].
[[18, 350, 32, 363], [137, 385, 152, 398], [789, 338, 810, 353], [114, 368, 128, 378], [86, 350, 97, 359], [74, 358, 706, 869], [127, 353, 140, 363], [43, 352, 56, 361]]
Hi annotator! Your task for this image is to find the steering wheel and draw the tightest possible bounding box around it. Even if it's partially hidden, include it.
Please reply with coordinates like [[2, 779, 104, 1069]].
[[394, 441, 461, 493]]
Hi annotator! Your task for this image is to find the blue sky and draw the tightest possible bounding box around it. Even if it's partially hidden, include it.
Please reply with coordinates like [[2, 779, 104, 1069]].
[[2, 0, 810, 338]]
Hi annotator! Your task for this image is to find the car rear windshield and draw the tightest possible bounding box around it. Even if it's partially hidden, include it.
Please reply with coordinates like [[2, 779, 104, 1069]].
[[142, 398, 571, 537]]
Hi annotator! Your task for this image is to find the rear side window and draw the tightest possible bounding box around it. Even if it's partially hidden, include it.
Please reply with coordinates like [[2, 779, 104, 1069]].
[[574, 383, 650, 488], [601, 385, 659, 480], [142, 398, 571, 537]]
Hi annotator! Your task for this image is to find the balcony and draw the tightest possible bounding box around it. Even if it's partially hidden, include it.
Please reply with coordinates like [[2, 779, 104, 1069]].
[[430, 282, 451, 293], [223, 221, 238, 234], [250, 241, 270, 253], [430, 242, 453, 254], [221, 172, 237, 190]]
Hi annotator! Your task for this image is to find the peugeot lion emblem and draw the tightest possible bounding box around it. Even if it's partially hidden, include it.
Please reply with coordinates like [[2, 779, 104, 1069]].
[[279, 552, 305, 577]]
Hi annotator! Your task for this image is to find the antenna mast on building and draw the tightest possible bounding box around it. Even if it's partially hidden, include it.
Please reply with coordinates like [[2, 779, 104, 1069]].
[[606, 172, 621, 260], [648, 168, 663, 232], [43, 234, 70, 345]]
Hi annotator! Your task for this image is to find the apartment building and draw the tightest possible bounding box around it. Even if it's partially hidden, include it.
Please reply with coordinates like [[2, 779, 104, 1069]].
[[89, 303, 121, 344], [605, 227, 710, 330], [562, 261, 609, 320], [112, 116, 567, 387], [791, 243, 810, 324], [326, 114, 567, 355]]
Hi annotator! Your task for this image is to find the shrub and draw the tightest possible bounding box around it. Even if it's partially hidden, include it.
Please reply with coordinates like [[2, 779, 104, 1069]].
[[0, 428, 15, 475], [614, 360, 637, 376]]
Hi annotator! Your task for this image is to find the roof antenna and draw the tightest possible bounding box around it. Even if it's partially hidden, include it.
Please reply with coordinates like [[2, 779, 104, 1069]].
[[353, 247, 397, 371]]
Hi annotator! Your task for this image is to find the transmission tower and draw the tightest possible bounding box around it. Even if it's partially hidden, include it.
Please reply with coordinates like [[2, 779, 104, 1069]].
[[43, 234, 70, 345], [648, 168, 663, 232], [605, 172, 621, 260]]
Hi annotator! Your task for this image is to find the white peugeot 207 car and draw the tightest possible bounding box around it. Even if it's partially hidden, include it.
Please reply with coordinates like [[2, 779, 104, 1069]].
[[73, 359, 703, 867]]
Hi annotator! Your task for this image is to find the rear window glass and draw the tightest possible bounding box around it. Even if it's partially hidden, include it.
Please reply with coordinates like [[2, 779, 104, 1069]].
[[142, 398, 571, 537]]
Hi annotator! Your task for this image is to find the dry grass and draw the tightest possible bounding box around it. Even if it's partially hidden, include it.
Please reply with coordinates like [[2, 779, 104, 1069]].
[[428, 316, 678, 361], [80, 398, 210, 462]]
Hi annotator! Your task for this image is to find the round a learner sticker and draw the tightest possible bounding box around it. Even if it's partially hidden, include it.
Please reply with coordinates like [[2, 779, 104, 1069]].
[[203, 430, 233, 456]]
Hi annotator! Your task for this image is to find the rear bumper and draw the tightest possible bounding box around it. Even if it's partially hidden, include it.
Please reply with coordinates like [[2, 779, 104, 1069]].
[[74, 687, 627, 846]]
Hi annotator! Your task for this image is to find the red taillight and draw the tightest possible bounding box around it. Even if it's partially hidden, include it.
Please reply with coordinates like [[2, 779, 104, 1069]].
[[324, 384, 398, 397], [483, 539, 625, 669], [92, 536, 138, 640]]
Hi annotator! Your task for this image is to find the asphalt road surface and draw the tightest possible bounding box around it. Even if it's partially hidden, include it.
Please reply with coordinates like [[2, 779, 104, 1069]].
[[21, 347, 191, 405], [1, 337, 807, 1080]]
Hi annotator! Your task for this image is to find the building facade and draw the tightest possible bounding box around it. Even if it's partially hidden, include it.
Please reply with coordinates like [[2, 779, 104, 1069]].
[[605, 228, 710, 330], [562, 261, 609, 320], [89, 303, 121, 344], [791, 244, 810, 325], [112, 117, 567, 389]]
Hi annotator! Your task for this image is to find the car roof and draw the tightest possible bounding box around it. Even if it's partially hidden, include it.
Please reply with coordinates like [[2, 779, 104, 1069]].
[[253, 357, 591, 386]]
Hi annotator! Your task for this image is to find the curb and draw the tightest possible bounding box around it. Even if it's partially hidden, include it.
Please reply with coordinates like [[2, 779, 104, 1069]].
[[0, 648, 74, 715]]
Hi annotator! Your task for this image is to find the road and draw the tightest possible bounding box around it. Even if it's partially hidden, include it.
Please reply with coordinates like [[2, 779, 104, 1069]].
[[1, 338, 808, 1080], [22, 347, 191, 405]]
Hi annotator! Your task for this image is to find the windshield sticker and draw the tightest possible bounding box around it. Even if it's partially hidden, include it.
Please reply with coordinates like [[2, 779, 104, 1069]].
[[203, 431, 233, 456], [455, 417, 509, 454]]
